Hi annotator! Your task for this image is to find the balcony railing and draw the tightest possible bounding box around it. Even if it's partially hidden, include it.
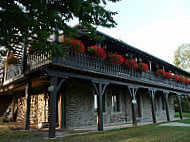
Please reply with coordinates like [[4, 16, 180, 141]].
[[1, 52, 190, 92]]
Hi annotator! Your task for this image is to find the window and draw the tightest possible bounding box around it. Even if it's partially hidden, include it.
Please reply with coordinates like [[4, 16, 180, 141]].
[[112, 92, 120, 112], [94, 93, 106, 112]]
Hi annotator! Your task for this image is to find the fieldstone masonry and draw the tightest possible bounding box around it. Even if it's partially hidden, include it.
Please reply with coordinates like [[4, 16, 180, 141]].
[[11, 80, 175, 129]]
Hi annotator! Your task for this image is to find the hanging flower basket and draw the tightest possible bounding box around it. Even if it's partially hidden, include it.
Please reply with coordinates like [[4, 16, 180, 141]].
[[3, 53, 19, 67], [63, 37, 85, 54], [165, 72, 173, 80], [87, 45, 106, 60], [138, 63, 149, 72], [124, 59, 138, 69], [107, 52, 124, 65], [156, 69, 166, 77]]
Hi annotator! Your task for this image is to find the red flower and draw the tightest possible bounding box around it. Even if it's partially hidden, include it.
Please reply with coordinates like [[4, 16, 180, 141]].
[[3, 53, 18, 67], [138, 63, 149, 72], [63, 37, 85, 53], [165, 72, 173, 79], [87, 45, 106, 60], [174, 74, 180, 81], [156, 69, 166, 77], [124, 59, 138, 69], [107, 52, 124, 65], [179, 76, 186, 83]]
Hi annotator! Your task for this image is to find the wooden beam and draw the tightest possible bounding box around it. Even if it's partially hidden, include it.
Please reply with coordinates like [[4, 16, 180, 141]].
[[48, 77, 58, 138], [25, 80, 32, 130], [92, 81, 108, 131], [128, 86, 138, 126], [164, 92, 170, 121], [177, 95, 183, 119], [148, 89, 157, 123]]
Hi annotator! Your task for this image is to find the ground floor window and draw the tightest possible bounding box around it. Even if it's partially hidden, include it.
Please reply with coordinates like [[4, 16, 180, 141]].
[[112, 91, 120, 112]]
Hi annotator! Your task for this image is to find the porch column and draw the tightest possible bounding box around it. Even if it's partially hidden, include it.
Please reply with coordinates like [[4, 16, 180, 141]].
[[148, 89, 157, 123], [58, 88, 66, 129], [48, 77, 67, 138], [177, 95, 183, 119], [25, 80, 32, 130], [128, 86, 138, 126], [92, 81, 108, 131], [164, 92, 170, 121]]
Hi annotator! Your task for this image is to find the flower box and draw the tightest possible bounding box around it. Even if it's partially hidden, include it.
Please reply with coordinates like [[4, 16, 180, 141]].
[[165, 72, 173, 79], [3, 53, 18, 67], [63, 37, 85, 54], [156, 69, 166, 77], [124, 59, 138, 69], [107, 52, 124, 65], [138, 63, 149, 72], [87, 45, 106, 60]]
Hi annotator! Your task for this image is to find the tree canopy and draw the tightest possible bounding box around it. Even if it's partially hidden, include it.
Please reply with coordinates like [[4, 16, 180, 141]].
[[0, 0, 120, 57], [174, 43, 190, 72]]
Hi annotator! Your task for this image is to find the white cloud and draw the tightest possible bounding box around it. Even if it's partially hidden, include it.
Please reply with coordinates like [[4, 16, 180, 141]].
[[126, 16, 190, 64]]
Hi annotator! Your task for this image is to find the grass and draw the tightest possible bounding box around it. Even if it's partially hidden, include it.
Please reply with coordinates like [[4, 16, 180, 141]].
[[175, 112, 190, 117], [0, 119, 190, 142]]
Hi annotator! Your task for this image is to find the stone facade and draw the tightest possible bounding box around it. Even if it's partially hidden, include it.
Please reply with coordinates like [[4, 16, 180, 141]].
[[7, 79, 175, 129], [64, 80, 175, 129], [16, 94, 49, 125]]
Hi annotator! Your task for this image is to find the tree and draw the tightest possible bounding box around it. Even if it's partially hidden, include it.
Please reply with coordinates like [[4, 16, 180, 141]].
[[174, 43, 190, 72], [0, 0, 120, 56]]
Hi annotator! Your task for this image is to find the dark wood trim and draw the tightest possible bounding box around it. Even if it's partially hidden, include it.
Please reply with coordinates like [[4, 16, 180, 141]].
[[25, 80, 32, 130], [164, 92, 170, 121], [128, 86, 138, 126], [92, 82, 108, 131], [177, 95, 183, 119], [148, 89, 157, 123]]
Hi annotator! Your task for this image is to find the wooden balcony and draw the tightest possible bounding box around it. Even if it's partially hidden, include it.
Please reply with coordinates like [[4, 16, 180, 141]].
[[1, 52, 190, 92]]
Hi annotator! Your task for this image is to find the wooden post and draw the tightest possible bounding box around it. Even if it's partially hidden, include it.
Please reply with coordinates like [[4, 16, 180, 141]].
[[25, 80, 32, 130], [177, 95, 183, 119], [92, 81, 108, 131], [148, 89, 157, 123], [48, 77, 58, 138], [48, 77, 67, 138], [128, 86, 138, 126], [164, 92, 170, 121]]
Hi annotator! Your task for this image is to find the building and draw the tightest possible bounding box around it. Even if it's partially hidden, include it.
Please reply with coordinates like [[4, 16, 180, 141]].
[[0, 30, 190, 138]]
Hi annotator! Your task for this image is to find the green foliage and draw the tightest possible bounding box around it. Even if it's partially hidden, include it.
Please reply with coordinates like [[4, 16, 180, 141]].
[[174, 97, 190, 112], [0, 0, 120, 55]]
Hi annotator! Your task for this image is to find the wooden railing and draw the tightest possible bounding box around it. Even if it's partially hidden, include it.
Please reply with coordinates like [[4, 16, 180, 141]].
[[52, 52, 190, 91], [1, 52, 190, 92]]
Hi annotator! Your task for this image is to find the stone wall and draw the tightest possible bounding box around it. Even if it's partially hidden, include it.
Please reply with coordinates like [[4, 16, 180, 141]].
[[16, 93, 48, 125], [65, 81, 176, 128]]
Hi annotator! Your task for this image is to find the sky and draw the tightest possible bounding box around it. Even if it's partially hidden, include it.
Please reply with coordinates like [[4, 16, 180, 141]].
[[96, 0, 190, 64]]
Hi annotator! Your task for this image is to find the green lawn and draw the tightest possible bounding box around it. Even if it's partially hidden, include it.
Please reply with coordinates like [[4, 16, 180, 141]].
[[0, 119, 190, 142], [175, 112, 190, 117]]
